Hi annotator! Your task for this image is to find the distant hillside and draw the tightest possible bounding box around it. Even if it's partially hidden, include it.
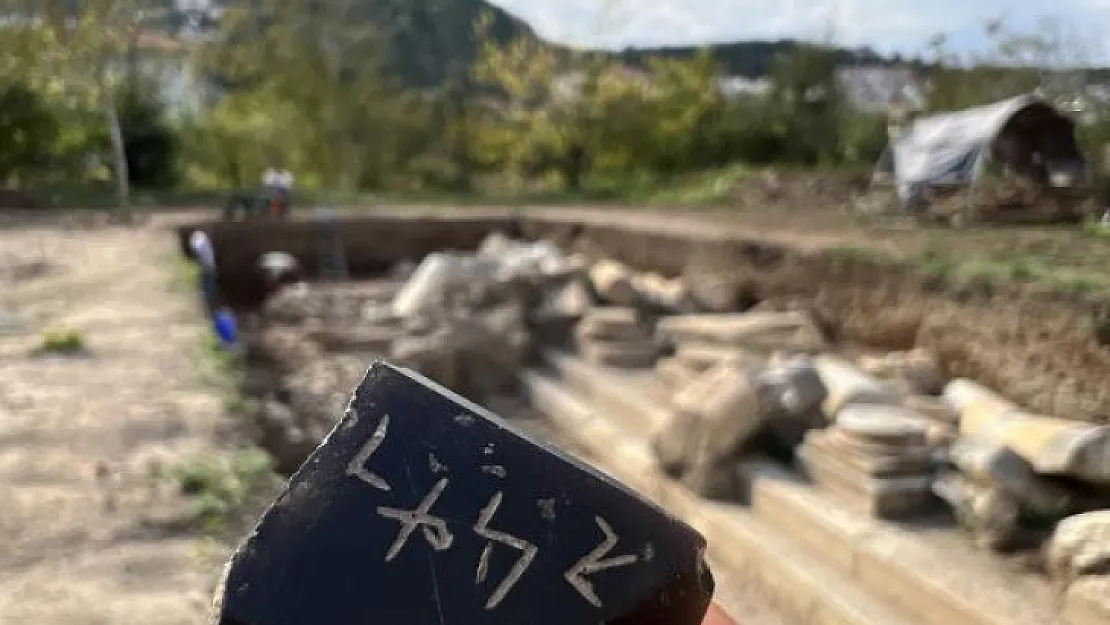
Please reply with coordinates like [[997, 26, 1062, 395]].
[[616, 41, 897, 78], [168, 1, 896, 87]]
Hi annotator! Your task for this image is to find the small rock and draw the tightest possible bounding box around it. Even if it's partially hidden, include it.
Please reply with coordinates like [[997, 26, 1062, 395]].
[[1046, 511, 1110, 586], [950, 437, 1076, 519], [933, 471, 1023, 551], [588, 259, 638, 306], [858, 349, 945, 395]]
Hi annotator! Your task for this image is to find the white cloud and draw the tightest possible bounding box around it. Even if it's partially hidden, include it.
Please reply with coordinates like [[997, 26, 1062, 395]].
[[489, 0, 1110, 63]]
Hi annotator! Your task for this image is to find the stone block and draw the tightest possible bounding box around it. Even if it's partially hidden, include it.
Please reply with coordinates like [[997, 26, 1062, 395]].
[[588, 259, 638, 306], [949, 437, 1076, 519], [797, 441, 937, 519], [673, 342, 765, 372], [656, 311, 826, 353], [814, 356, 904, 418], [945, 379, 1110, 485], [1063, 576, 1110, 625], [575, 307, 648, 342], [1046, 511, 1110, 586], [579, 340, 658, 369]]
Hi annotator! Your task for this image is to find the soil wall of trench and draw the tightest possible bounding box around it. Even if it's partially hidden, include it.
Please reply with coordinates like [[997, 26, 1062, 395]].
[[180, 213, 1110, 425]]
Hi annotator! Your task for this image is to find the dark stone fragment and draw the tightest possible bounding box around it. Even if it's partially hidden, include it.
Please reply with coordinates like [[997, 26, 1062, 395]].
[[213, 361, 714, 625]]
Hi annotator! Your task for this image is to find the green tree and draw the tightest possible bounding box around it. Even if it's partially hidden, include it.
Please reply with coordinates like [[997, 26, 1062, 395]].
[[767, 43, 844, 165], [118, 80, 178, 188], [0, 80, 61, 186], [200, 0, 413, 191]]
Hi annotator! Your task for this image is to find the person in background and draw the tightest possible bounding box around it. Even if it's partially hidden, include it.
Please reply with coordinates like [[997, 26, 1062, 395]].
[[272, 165, 294, 219], [189, 230, 218, 315], [260, 165, 280, 218]]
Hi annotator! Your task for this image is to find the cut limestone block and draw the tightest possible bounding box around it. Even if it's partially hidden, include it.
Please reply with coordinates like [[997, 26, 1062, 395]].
[[806, 430, 933, 477], [796, 440, 936, 519], [835, 404, 930, 448], [949, 437, 1076, 519], [944, 379, 1110, 485], [655, 357, 702, 394], [1045, 511, 1110, 586], [858, 349, 945, 396], [673, 342, 765, 372], [1063, 576, 1110, 625], [655, 311, 826, 353], [579, 340, 658, 369], [814, 356, 904, 418], [825, 428, 924, 458], [588, 259, 638, 306], [652, 409, 698, 477], [903, 395, 959, 425], [669, 362, 764, 467], [575, 307, 648, 342]]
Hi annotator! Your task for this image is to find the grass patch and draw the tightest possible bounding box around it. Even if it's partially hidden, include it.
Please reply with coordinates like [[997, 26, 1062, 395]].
[[169, 257, 200, 293], [827, 243, 889, 263], [915, 250, 1110, 295], [38, 327, 86, 353], [171, 450, 281, 532], [637, 164, 751, 206], [1080, 216, 1110, 240]]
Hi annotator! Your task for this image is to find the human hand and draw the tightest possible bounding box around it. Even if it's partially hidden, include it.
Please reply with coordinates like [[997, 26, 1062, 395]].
[[701, 602, 737, 625]]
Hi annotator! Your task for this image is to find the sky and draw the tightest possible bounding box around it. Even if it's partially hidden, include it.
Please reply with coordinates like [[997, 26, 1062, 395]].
[[488, 0, 1110, 63]]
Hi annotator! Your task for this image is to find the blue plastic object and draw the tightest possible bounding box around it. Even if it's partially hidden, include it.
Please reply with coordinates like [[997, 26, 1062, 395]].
[[213, 309, 238, 347]]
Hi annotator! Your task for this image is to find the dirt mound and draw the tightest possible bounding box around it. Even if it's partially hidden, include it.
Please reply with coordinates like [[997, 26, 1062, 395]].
[[728, 169, 871, 211]]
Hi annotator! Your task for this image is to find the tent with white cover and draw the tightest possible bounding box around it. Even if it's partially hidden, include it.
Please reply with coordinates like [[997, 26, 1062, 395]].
[[875, 94, 1086, 214]]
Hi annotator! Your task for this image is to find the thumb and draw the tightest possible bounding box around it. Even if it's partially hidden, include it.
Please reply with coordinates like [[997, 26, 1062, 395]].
[[701, 602, 738, 625]]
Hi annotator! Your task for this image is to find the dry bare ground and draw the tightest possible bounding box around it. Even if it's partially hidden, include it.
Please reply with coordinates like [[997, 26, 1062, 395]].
[[0, 220, 231, 625]]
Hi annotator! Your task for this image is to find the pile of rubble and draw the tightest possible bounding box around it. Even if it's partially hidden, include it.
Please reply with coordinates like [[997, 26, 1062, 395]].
[[521, 239, 1108, 597], [629, 305, 1109, 598], [240, 229, 1109, 601]]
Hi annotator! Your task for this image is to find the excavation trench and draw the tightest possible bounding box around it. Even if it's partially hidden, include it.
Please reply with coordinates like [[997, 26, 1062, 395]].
[[176, 212, 1110, 625], [181, 212, 1110, 430]]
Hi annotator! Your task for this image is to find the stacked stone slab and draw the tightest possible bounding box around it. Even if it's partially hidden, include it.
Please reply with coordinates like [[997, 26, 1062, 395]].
[[797, 403, 939, 519], [574, 307, 658, 368], [657, 310, 828, 357]]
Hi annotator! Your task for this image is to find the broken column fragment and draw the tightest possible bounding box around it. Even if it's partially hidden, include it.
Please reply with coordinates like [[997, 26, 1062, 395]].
[[212, 362, 714, 625], [944, 379, 1110, 485]]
